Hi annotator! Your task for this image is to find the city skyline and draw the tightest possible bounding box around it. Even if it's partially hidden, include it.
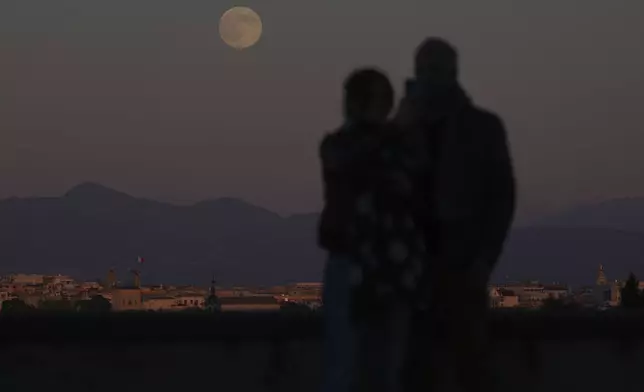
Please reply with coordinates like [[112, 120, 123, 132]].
[[1, 265, 638, 313]]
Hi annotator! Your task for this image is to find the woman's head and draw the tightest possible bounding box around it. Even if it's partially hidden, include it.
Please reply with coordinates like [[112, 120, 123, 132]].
[[343, 68, 394, 126]]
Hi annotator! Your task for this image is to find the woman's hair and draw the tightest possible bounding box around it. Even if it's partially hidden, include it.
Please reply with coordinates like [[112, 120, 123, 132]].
[[343, 68, 394, 116]]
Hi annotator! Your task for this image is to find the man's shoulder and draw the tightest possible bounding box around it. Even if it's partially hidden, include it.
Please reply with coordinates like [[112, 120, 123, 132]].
[[461, 105, 508, 147], [464, 105, 505, 131]]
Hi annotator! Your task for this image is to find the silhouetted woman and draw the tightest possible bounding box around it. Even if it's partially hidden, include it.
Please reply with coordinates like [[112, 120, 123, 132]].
[[319, 68, 429, 392]]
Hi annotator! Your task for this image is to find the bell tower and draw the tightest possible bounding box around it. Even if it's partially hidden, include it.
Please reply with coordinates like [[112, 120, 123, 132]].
[[596, 264, 607, 286]]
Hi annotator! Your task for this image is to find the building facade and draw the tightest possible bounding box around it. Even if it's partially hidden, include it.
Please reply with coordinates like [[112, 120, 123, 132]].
[[111, 288, 143, 311], [143, 296, 178, 311]]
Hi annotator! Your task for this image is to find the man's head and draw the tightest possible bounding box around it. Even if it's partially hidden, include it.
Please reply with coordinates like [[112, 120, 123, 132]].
[[343, 68, 394, 126], [414, 37, 459, 86]]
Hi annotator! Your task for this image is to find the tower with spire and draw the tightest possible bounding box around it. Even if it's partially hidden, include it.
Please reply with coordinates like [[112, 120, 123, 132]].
[[205, 274, 221, 313], [596, 264, 608, 286]]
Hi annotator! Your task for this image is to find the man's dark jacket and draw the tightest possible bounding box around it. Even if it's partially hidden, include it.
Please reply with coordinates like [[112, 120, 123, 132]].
[[401, 83, 516, 272]]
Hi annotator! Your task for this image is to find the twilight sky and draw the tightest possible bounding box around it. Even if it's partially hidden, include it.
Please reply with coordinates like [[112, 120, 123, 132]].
[[2, 0, 643, 222]]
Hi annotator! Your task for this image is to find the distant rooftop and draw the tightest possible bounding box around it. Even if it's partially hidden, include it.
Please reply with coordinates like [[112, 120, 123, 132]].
[[219, 297, 278, 305], [113, 286, 141, 291]]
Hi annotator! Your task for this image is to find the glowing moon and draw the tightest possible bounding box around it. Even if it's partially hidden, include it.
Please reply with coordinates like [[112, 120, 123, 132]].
[[219, 7, 262, 50]]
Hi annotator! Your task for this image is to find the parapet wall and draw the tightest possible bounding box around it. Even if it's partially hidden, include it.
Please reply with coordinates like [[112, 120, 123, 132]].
[[1, 311, 643, 392]]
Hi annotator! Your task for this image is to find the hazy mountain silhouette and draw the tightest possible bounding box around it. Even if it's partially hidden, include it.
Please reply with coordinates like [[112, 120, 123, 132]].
[[496, 197, 644, 285], [530, 197, 644, 232], [1, 184, 643, 286], [494, 227, 644, 285], [0, 183, 322, 285]]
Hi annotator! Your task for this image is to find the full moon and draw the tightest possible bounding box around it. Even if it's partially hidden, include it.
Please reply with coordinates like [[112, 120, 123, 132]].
[[219, 7, 262, 50]]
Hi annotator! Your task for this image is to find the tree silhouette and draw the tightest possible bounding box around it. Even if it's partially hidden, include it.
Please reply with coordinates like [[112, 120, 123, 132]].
[[280, 301, 311, 313], [620, 272, 643, 308], [39, 299, 73, 312], [76, 295, 111, 313], [0, 298, 34, 314], [541, 297, 565, 310], [541, 296, 581, 311], [180, 307, 204, 314]]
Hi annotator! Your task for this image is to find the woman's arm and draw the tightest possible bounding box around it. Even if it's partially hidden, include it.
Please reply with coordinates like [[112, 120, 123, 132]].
[[318, 134, 358, 252]]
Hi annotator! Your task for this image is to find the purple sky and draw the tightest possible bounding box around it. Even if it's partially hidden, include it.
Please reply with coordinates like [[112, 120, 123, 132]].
[[2, 0, 643, 222]]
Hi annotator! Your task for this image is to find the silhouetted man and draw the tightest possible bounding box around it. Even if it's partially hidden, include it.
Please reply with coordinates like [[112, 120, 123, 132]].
[[399, 38, 516, 392]]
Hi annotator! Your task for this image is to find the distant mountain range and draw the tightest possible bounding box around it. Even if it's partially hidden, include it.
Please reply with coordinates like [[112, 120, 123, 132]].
[[1, 182, 643, 286], [531, 198, 644, 232], [0, 183, 322, 286]]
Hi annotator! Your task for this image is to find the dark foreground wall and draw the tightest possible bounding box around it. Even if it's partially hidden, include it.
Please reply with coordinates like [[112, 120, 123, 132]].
[[1, 311, 643, 392]]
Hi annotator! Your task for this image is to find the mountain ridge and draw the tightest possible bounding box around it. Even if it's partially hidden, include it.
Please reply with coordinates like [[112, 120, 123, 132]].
[[529, 196, 644, 232], [1, 183, 644, 286]]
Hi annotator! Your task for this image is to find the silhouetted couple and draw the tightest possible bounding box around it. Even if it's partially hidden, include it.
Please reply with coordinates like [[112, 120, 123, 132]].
[[318, 37, 516, 392]]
